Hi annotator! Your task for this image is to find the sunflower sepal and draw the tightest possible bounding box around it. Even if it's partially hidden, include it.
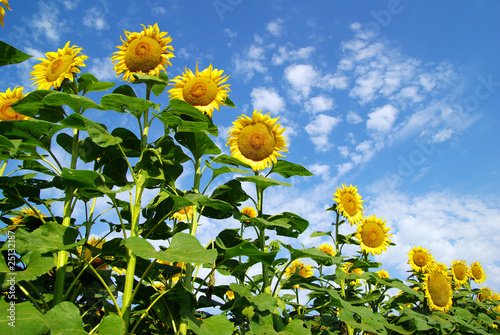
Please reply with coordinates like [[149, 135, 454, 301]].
[[268, 160, 314, 179], [237, 175, 291, 191]]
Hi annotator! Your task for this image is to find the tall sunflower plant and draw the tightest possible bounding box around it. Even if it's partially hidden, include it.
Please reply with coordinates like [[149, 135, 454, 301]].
[[0, 19, 499, 335]]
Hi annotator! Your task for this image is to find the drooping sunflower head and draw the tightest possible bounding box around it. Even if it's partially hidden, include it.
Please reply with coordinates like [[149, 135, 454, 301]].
[[168, 63, 230, 118], [376, 269, 390, 279], [477, 287, 493, 302], [171, 206, 194, 222], [450, 260, 470, 288], [285, 259, 314, 279], [333, 184, 364, 225], [0, 0, 11, 27], [318, 242, 336, 256], [423, 266, 453, 312], [227, 110, 287, 172], [0, 87, 30, 121], [355, 215, 392, 256], [111, 23, 174, 82], [30, 41, 88, 90], [470, 261, 486, 284], [241, 206, 257, 218], [408, 246, 435, 273]]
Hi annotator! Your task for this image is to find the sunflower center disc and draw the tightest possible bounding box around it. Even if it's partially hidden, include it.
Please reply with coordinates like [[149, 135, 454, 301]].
[[472, 267, 482, 280], [428, 273, 450, 307], [415, 254, 427, 266], [45, 55, 73, 82], [455, 265, 466, 280], [341, 194, 358, 216], [125, 36, 162, 73], [362, 222, 383, 247], [237, 123, 276, 161], [183, 77, 218, 106]]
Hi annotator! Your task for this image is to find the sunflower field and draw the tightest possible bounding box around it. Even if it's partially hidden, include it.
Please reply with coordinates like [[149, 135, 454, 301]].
[[1, 10, 500, 335]]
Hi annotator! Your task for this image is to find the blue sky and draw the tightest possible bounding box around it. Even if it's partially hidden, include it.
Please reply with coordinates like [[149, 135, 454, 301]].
[[2, 1, 500, 293]]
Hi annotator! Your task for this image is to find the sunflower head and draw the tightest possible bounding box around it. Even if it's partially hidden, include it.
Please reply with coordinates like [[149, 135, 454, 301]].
[[285, 260, 313, 279], [355, 215, 392, 256], [171, 206, 194, 222], [8, 206, 46, 230], [423, 266, 453, 312], [226, 290, 235, 300], [168, 63, 231, 118], [450, 260, 470, 288], [0, 87, 31, 121], [341, 262, 364, 285], [241, 206, 257, 218], [30, 42, 88, 90], [477, 287, 493, 302], [81, 236, 109, 270], [470, 261, 486, 284], [227, 110, 288, 172], [111, 23, 174, 82], [318, 242, 336, 256], [333, 184, 364, 225], [376, 269, 390, 279], [408, 246, 435, 273]]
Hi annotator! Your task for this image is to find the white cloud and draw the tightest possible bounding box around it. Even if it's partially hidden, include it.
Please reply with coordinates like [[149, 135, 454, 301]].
[[337, 162, 354, 175], [266, 18, 284, 37], [233, 54, 267, 80], [432, 128, 453, 143], [367, 104, 399, 133], [59, 0, 79, 10], [272, 46, 315, 66], [305, 96, 334, 114], [248, 45, 265, 59], [89, 57, 116, 81], [308, 164, 331, 181], [31, 2, 66, 42], [250, 87, 285, 114], [224, 28, 237, 38], [151, 7, 166, 15], [83, 7, 109, 30], [346, 111, 362, 124], [284, 64, 318, 100], [305, 114, 341, 152]]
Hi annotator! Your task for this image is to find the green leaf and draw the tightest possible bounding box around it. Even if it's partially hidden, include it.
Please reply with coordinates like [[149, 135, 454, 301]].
[[0, 301, 49, 335], [310, 231, 332, 238], [44, 302, 88, 335], [10, 90, 66, 122], [0, 40, 32, 66], [21, 160, 57, 176], [0, 119, 64, 150], [279, 243, 341, 266], [77, 73, 115, 95], [0, 222, 80, 254], [222, 96, 236, 108], [0, 251, 54, 285], [126, 233, 217, 264], [42, 91, 104, 113], [112, 84, 136, 97], [269, 160, 313, 179], [93, 314, 126, 335], [265, 212, 309, 238], [223, 241, 278, 266], [237, 175, 291, 190], [188, 314, 234, 335], [100, 93, 159, 117], [61, 168, 110, 193], [210, 154, 252, 169], [60, 114, 122, 147], [281, 320, 311, 335], [175, 131, 221, 160]]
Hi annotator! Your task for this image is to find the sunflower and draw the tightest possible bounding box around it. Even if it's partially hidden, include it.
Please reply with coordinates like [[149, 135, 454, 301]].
[[171, 206, 194, 222], [111, 23, 174, 82], [9, 206, 46, 229], [157, 260, 185, 284], [341, 262, 364, 285], [355, 215, 392, 255], [408, 246, 435, 273], [423, 266, 453, 312], [376, 269, 390, 279], [227, 110, 287, 172], [470, 261, 486, 284], [477, 287, 493, 302], [241, 206, 257, 218], [30, 42, 88, 90], [318, 242, 336, 256], [450, 260, 470, 288], [285, 260, 314, 278], [333, 184, 364, 225], [226, 290, 235, 300], [168, 63, 230, 118], [81, 236, 109, 270], [0, 0, 11, 27], [0, 87, 30, 121]]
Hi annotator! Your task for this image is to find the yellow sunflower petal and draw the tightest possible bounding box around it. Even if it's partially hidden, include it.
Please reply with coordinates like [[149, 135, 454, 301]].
[[423, 266, 453, 312], [470, 261, 487, 284], [408, 246, 435, 273], [333, 184, 364, 225], [450, 260, 470, 289], [0, 87, 30, 121]]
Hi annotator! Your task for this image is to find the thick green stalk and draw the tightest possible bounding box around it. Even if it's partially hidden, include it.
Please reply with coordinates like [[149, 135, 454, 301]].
[[53, 128, 79, 306], [256, 181, 269, 291]]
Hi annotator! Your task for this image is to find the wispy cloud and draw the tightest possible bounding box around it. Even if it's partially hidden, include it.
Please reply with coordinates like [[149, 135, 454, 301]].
[[30, 2, 66, 43], [266, 18, 284, 37], [250, 87, 286, 114], [305, 114, 341, 152], [83, 7, 109, 31]]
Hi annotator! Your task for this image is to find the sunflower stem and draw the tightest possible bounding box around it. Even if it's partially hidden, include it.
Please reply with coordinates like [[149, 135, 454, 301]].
[[256, 178, 270, 291], [53, 128, 79, 307]]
